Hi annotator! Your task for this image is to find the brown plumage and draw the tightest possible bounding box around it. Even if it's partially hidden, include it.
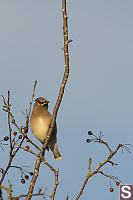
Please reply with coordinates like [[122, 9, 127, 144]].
[[30, 97, 61, 160]]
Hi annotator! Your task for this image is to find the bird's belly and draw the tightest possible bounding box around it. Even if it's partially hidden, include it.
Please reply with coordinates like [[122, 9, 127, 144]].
[[31, 117, 50, 143]]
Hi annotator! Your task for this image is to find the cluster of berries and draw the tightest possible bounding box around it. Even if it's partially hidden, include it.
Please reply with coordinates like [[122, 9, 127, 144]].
[[4, 132, 32, 185], [86, 131, 120, 192], [110, 181, 120, 192], [21, 172, 33, 184], [4, 132, 30, 150]]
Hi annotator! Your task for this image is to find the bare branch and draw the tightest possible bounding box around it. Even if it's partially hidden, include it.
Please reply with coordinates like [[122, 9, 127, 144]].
[[25, 80, 37, 134], [26, 0, 71, 199], [97, 171, 121, 182], [12, 191, 46, 199], [0, 81, 38, 186], [0, 183, 12, 200], [7, 91, 12, 153], [88, 157, 92, 173], [14, 142, 39, 157], [75, 143, 124, 200], [2, 101, 41, 152]]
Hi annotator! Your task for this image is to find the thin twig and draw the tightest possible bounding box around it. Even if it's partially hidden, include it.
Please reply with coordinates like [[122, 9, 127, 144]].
[[88, 157, 92, 173], [0, 92, 13, 185], [75, 144, 123, 200], [50, 170, 59, 200], [12, 192, 46, 199], [42, 160, 57, 174], [2, 99, 41, 152], [7, 91, 12, 153], [25, 80, 37, 133], [0, 81, 38, 188], [92, 134, 113, 154], [14, 142, 39, 157], [0, 184, 12, 200], [97, 171, 121, 182]]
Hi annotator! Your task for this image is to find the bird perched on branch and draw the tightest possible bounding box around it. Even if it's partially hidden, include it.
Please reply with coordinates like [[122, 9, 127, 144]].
[[30, 97, 62, 160]]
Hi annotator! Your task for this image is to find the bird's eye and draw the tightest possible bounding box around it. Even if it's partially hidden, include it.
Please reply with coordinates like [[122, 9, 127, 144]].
[[38, 101, 47, 105]]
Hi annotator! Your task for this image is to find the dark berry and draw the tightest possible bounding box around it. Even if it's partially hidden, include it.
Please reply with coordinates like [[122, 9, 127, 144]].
[[21, 178, 25, 184], [19, 135, 22, 139], [86, 139, 91, 143], [116, 182, 120, 186], [110, 187, 114, 192], [30, 172, 33, 176], [88, 131, 93, 135], [25, 175, 29, 180], [4, 136, 9, 141], [14, 131, 17, 136], [25, 146, 29, 150]]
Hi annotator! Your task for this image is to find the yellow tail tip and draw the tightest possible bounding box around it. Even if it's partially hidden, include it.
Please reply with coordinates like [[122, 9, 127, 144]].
[[55, 156, 62, 161]]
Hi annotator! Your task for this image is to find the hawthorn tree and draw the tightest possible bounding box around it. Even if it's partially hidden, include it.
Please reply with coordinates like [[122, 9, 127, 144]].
[[0, 1, 130, 200]]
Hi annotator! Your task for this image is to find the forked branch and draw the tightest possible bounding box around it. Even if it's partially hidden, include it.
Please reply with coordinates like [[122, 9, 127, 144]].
[[75, 132, 130, 200]]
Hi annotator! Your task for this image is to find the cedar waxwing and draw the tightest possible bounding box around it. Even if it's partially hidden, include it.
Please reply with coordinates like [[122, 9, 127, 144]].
[[30, 97, 62, 160]]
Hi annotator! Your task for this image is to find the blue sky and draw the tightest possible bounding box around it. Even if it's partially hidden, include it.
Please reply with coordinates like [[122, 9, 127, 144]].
[[0, 0, 133, 199]]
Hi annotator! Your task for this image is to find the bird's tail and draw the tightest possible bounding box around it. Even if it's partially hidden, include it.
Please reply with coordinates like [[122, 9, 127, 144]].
[[54, 152, 62, 160], [51, 142, 62, 160]]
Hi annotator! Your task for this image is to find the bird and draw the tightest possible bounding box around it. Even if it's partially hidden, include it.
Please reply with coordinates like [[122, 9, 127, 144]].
[[30, 97, 62, 160]]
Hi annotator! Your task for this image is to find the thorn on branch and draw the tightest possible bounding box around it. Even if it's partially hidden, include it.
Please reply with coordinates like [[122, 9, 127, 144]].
[[120, 144, 131, 154], [0, 168, 4, 174], [65, 40, 73, 45], [108, 161, 118, 166]]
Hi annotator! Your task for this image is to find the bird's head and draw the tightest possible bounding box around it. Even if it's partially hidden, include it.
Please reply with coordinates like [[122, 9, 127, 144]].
[[35, 97, 49, 109]]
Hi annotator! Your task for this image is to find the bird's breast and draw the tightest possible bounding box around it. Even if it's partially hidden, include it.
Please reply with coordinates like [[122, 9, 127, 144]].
[[30, 115, 51, 143]]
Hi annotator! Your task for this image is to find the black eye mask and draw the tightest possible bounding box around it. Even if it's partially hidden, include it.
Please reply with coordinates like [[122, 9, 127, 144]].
[[36, 100, 49, 106]]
